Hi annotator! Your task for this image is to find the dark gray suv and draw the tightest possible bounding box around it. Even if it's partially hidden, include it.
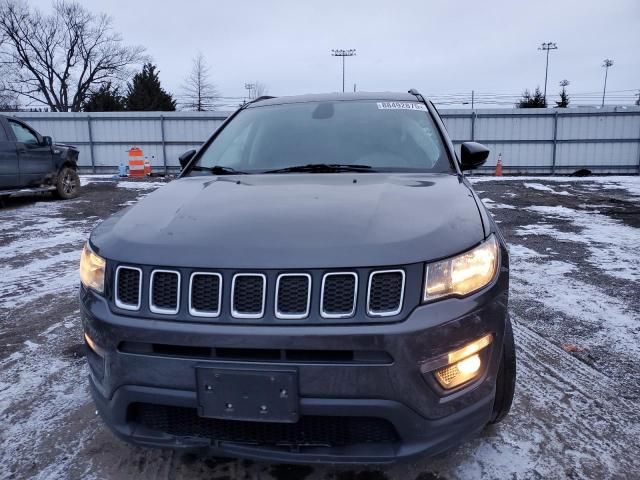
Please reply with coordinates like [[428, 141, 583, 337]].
[[80, 91, 515, 464]]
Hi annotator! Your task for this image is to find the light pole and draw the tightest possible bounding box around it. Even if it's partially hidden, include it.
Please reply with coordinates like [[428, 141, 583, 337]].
[[331, 49, 356, 92], [538, 42, 558, 104], [244, 83, 255, 100], [601, 59, 614, 107]]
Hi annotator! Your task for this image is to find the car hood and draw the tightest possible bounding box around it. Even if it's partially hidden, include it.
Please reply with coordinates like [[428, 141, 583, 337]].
[[91, 173, 485, 269]]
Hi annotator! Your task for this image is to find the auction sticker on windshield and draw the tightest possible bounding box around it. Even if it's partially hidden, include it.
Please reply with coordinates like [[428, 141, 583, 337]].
[[377, 101, 427, 111]]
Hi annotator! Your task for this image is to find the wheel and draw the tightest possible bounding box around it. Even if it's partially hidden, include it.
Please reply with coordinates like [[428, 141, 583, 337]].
[[489, 315, 516, 424], [54, 167, 80, 199]]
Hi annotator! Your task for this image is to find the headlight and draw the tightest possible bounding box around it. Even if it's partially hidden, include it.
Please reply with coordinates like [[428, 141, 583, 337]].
[[424, 235, 499, 302], [80, 242, 106, 293]]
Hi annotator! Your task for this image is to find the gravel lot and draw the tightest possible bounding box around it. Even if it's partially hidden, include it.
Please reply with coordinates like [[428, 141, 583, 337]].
[[1, 175, 639, 480]]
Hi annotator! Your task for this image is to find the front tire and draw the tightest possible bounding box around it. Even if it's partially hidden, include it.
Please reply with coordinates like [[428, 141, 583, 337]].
[[490, 315, 516, 424], [54, 167, 80, 200]]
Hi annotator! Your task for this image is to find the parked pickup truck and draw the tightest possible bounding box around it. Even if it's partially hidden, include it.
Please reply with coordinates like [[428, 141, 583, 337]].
[[0, 114, 80, 199]]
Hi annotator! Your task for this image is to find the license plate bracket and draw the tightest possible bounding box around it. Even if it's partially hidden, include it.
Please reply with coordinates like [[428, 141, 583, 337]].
[[196, 366, 299, 423]]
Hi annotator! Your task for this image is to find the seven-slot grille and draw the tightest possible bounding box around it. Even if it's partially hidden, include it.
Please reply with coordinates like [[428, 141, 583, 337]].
[[114, 268, 405, 321]]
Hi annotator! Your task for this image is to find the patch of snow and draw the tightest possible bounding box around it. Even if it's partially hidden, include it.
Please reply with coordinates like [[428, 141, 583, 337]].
[[0, 199, 97, 309], [116, 181, 167, 190], [509, 245, 640, 357], [508, 244, 542, 259], [482, 198, 516, 210], [0, 334, 91, 478], [523, 182, 572, 196], [516, 205, 640, 282], [469, 176, 640, 197], [79, 174, 116, 186], [0, 250, 81, 309], [80, 176, 168, 191]]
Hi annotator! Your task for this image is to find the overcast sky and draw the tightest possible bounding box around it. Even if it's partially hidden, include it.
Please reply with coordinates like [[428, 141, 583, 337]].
[[31, 0, 640, 107]]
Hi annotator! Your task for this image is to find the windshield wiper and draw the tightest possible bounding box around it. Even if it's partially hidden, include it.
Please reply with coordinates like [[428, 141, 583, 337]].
[[264, 163, 375, 174], [192, 165, 248, 175]]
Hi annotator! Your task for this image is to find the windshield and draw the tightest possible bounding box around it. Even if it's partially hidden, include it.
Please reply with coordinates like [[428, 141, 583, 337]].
[[188, 100, 452, 174]]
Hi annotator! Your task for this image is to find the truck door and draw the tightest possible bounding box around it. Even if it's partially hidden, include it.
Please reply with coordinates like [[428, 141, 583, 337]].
[[7, 118, 53, 187], [0, 119, 19, 189]]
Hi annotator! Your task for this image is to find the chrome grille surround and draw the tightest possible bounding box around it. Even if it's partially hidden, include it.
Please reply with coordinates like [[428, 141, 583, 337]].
[[275, 273, 312, 319], [149, 270, 181, 315], [320, 272, 358, 319], [114, 266, 142, 311], [231, 273, 267, 319], [113, 266, 409, 322], [366, 269, 406, 317], [188, 272, 222, 318]]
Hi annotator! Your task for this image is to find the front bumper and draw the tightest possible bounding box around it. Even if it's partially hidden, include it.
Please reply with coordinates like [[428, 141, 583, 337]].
[[81, 273, 508, 464]]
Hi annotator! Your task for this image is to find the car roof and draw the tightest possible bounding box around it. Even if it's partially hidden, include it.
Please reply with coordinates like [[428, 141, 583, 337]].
[[246, 91, 423, 108]]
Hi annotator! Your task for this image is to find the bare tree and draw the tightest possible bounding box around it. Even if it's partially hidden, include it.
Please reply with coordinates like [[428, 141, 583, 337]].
[[254, 81, 268, 97], [0, 84, 18, 110], [0, 31, 11, 108], [0, 0, 145, 111], [181, 53, 218, 111]]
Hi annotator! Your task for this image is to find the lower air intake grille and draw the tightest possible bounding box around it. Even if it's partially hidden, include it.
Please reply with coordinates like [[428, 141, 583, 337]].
[[151, 271, 179, 313], [131, 403, 399, 447], [115, 267, 141, 309], [368, 271, 404, 316], [322, 273, 357, 317], [232, 274, 265, 318]]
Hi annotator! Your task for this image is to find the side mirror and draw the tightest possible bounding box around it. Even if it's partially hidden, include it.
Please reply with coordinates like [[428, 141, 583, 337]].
[[42, 135, 53, 147], [179, 149, 196, 169], [460, 142, 490, 171]]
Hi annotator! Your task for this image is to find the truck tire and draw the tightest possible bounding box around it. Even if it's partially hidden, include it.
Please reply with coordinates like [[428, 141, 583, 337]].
[[54, 167, 80, 200], [489, 315, 516, 424]]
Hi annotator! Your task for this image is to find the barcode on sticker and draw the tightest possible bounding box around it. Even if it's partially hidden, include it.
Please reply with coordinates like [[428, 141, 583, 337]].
[[377, 102, 427, 111]]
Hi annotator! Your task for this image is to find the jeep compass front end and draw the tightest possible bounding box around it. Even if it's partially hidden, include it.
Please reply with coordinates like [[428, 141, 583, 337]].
[[80, 92, 515, 464]]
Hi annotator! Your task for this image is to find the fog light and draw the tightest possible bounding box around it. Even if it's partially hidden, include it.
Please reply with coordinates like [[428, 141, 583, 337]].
[[434, 335, 492, 389], [435, 354, 482, 388], [457, 353, 481, 374], [447, 334, 492, 365]]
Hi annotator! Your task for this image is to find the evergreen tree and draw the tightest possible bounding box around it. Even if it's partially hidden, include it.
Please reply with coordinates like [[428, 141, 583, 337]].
[[126, 63, 176, 111], [82, 83, 126, 111], [517, 86, 547, 108], [556, 80, 570, 108]]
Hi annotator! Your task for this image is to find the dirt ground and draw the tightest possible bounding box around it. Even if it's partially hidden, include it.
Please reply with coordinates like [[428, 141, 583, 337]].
[[1, 175, 639, 480]]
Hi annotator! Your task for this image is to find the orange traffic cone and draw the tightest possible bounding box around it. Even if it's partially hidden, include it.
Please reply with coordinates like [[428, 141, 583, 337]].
[[127, 147, 145, 177], [495, 153, 503, 176]]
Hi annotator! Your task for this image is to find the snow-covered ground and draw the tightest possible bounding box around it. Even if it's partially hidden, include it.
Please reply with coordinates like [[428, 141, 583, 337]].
[[0, 176, 639, 479], [80, 175, 169, 190], [471, 175, 640, 197]]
